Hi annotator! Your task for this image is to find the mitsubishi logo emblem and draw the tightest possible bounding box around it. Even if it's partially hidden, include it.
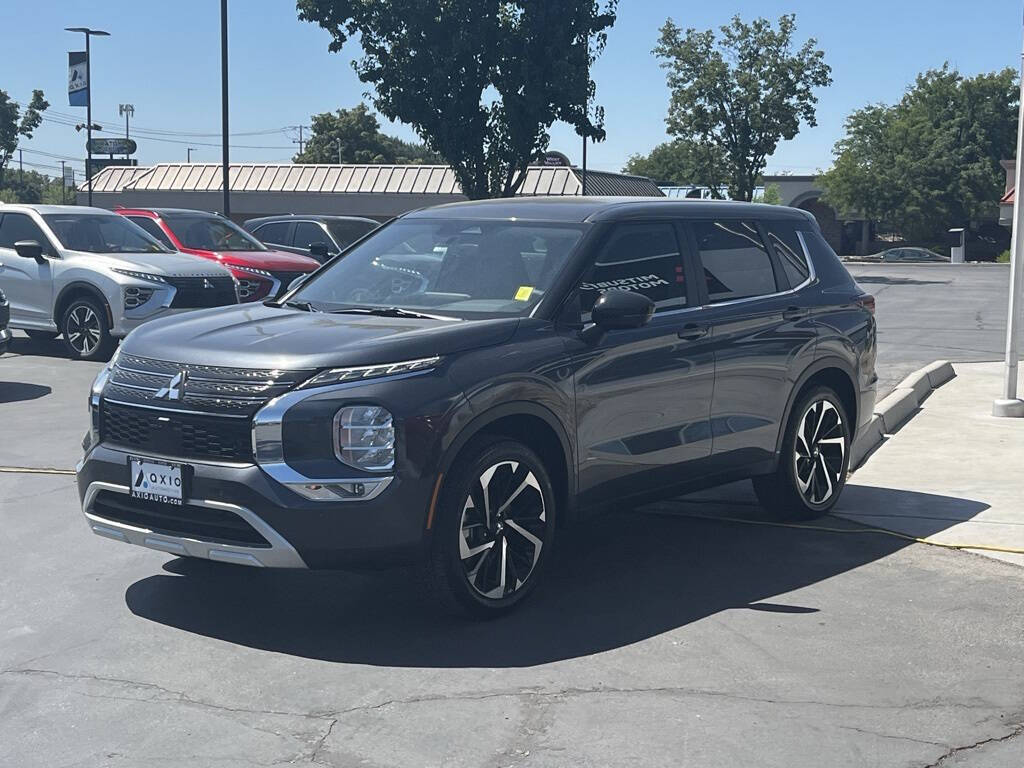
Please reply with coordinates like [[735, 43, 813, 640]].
[[203, 278, 214, 289], [155, 370, 187, 401]]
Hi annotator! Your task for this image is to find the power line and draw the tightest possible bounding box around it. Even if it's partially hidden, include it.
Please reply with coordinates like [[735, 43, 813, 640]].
[[40, 115, 295, 149], [46, 108, 293, 138]]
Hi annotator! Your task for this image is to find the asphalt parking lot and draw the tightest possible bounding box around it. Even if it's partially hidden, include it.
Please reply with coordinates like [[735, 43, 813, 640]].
[[1, 262, 1022, 767], [846, 263, 1010, 396]]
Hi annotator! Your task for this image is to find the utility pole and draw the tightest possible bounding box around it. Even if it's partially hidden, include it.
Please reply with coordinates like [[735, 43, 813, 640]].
[[220, 0, 231, 217], [60, 160, 66, 204], [119, 103, 134, 158], [187, 147, 196, 162], [994, 23, 1024, 417], [293, 125, 308, 155], [18, 149, 23, 184], [66, 27, 110, 206], [337, 138, 342, 164]]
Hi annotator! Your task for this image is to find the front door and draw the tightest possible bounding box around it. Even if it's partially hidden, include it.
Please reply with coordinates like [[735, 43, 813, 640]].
[[570, 221, 715, 508], [0, 213, 56, 325]]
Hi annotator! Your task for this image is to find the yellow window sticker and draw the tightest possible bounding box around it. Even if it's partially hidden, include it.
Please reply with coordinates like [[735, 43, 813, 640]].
[[514, 286, 535, 302]]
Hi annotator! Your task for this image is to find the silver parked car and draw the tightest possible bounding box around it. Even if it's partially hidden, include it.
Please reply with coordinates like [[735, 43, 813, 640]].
[[0, 204, 239, 360]]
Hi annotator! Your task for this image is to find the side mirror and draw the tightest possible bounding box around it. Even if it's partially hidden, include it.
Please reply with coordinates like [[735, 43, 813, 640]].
[[308, 242, 329, 260], [14, 240, 46, 263], [580, 290, 655, 343]]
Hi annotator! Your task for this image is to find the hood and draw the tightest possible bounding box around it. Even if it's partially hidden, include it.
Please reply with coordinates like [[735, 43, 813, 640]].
[[184, 248, 320, 272], [121, 303, 520, 370], [78, 250, 233, 277]]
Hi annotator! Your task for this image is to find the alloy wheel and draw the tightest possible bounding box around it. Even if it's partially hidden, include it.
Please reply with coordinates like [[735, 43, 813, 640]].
[[793, 399, 846, 505], [66, 305, 101, 356], [458, 460, 547, 600]]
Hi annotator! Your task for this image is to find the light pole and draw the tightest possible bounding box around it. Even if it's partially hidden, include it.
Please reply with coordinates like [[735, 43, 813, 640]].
[[220, 0, 231, 217], [119, 103, 134, 158], [65, 27, 109, 206], [187, 147, 196, 163], [994, 27, 1024, 417]]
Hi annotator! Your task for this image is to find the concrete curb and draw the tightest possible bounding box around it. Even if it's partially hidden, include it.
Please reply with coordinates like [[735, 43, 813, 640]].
[[849, 361, 956, 471]]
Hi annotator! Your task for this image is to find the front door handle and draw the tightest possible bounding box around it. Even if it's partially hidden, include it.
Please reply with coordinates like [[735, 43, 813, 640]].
[[678, 323, 709, 341], [782, 306, 809, 321]]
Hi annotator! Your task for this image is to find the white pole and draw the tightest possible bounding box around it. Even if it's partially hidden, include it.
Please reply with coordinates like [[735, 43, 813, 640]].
[[994, 25, 1024, 417]]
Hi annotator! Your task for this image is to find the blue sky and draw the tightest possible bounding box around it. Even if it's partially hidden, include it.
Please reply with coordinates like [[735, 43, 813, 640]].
[[2, 0, 1021, 181]]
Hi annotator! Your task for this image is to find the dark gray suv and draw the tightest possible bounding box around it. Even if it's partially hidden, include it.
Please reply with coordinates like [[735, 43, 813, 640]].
[[77, 197, 877, 617]]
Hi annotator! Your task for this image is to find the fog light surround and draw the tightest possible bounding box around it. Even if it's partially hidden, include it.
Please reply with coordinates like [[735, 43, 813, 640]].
[[334, 405, 395, 472]]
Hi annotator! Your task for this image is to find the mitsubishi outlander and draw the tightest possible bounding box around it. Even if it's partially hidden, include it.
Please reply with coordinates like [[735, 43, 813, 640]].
[[77, 198, 877, 617]]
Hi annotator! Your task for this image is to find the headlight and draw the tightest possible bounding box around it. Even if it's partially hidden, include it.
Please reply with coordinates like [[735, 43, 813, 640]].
[[112, 268, 168, 283], [334, 405, 395, 471], [301, 356, 439, 389], [86, 345, 121, 451]]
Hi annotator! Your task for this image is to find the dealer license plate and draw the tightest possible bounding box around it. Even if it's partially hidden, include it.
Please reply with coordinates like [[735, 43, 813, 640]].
[[129, 457, 185, 505]]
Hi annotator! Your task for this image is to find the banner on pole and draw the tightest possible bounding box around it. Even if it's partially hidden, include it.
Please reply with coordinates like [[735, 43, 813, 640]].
[[68, 51, 88, 107]]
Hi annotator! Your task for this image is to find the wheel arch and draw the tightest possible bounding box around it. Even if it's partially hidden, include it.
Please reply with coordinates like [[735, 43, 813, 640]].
[[438, 401, 577, 526], [54, 281, 113, 329], [775, 357, 858, 456]]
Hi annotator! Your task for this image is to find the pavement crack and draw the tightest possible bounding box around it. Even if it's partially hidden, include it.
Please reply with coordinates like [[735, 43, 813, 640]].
[[308, 718, 338, 765], [923, 721, 1024, 767]]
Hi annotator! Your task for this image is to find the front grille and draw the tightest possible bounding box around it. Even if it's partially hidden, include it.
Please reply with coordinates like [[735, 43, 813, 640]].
[[101, 401, 253, 462], [166, 276, 237, 308], [90, 490, 269, 547], [106, 354, 312, 416]]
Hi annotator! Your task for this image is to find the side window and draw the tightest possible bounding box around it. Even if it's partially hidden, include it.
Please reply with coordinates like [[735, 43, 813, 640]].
[[692, 220, 779, 303], [0, 213, 51, 254], [764, 221, 810, 288], [254, 222, 290, 246], [127, 217, 175, 250], [579, 222, 686, 318], [293, 221, 327, 250]]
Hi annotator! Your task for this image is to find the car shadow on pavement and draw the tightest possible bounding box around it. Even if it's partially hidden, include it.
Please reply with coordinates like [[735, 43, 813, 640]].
[[4, 335, 69, 360], [124, 486, 988, 668], [0, 381, 52, 403]]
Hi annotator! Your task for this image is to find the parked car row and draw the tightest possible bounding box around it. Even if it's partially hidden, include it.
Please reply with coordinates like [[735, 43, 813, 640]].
[[0, 203, 378, 359]]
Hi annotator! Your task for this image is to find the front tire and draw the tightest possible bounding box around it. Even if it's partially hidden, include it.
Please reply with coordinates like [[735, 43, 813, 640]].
[[60, 296, 115, 361], [753, 386, 851, 520], [423, 436, 557, 618]]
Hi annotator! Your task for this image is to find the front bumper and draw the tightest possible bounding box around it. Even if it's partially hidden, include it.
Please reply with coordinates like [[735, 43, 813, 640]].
[[77, 443, 435, 570]]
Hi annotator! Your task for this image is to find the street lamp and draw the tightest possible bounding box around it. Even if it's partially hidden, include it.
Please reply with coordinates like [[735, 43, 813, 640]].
[[187, 147, 197, 163], [220, 0, 231, 217], [65, 26, 110, 206]]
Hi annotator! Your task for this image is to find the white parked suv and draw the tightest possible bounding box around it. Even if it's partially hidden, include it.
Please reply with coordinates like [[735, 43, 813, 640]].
[[0, 204, 239, 360]]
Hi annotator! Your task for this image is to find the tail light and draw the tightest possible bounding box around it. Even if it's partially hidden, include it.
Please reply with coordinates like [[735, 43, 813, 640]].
[[857, 293, 875, 315]]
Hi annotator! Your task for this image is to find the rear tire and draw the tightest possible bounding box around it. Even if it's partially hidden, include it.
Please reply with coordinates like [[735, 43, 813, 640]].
[[753, 386, 851, 520], [60, 296, 115, 361], [422, 436, 557, 618]]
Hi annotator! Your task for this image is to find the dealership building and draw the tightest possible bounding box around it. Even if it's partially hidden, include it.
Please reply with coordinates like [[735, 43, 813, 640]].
[[80, 162, 663, 222]]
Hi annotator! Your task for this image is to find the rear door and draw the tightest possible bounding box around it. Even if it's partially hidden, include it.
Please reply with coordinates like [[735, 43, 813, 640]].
[[252, 221, 295, 252], [291, 221, 333, 257], [688, 218, 817, 465], [0, 213, 56, 325], [571, 220, 715, 507]]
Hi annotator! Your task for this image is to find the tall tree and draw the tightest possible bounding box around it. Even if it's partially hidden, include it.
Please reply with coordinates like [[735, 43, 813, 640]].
[[623, 139, 725, 191], [0, 89, 49, 189], [297, 0, 617, 198], [654, 14, 831, 201], [820, 66, 1018, 241], [294, 103, 440, 164]]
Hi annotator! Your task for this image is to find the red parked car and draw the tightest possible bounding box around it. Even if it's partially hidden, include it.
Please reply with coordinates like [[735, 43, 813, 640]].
[[116, 208, 320, 302]]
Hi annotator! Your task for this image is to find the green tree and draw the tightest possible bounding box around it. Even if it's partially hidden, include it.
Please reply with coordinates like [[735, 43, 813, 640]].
[[623, 139, 725, 191], [654, 14, 831, 201], [820, 66, 1018, 241], [0, 169, 72, 205], [294, 103, 441, 164], [0, 89, 49, 189], [297, 0, 617, 198], [759, 182, 782, 205]]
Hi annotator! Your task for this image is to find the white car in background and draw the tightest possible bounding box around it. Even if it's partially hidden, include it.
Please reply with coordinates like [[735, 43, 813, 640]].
[[0, 204, 238, 360]]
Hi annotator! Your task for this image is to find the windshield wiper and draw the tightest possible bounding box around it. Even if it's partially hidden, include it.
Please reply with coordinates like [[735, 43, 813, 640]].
[[329, 306, 449, 320], [279, 299, 320, 312]]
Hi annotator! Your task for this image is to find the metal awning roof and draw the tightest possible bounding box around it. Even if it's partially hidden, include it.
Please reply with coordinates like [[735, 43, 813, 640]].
[[85, 163, 662, 198]]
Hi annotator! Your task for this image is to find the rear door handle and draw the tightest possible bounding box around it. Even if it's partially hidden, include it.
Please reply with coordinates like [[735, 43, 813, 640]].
[[782, 306, 809, 321], [678, 323, 709, 341]]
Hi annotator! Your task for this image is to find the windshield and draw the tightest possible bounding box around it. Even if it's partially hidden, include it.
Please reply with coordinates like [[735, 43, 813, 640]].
[[161, 213, 267, 252], [291, 219, 586, 318], [42, 214, 170, 254]]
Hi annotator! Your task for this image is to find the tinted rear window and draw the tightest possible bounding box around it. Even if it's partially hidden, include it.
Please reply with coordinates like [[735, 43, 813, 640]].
[[764, 221, 810, 288], [693, 220, 779, 302]]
